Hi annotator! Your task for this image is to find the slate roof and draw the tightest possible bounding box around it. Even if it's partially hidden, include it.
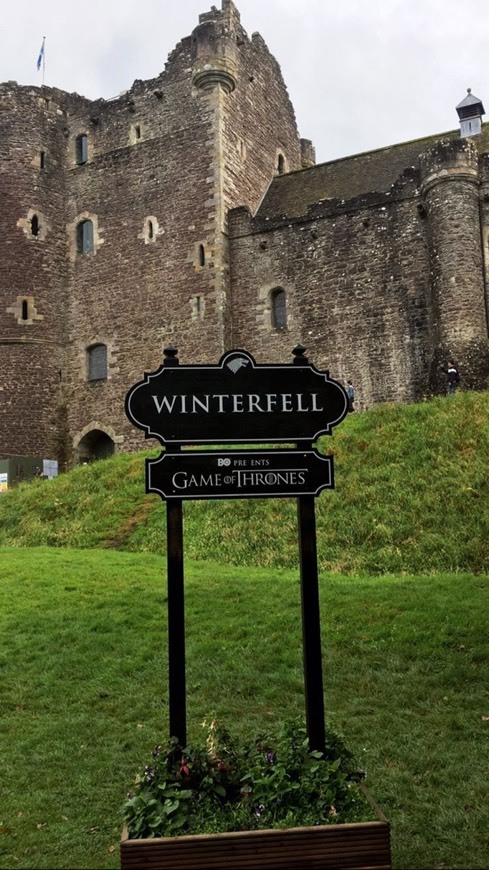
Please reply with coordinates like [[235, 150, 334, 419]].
[[456, 89, 485, 113], [256, 123, 489, 220]]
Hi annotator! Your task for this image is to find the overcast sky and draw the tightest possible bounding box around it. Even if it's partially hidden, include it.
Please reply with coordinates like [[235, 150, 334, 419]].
[[1, 0, 488, 164]]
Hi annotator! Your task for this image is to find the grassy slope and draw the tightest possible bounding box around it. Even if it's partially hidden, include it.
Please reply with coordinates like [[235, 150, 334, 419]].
[[0, 391, 487, 574], [1, 548, 488, 869]]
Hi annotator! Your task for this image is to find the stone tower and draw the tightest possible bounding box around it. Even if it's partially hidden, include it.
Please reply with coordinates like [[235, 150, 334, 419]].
[[0, 84, 74, 463], [0, 1, 302, 465], [420, 137, 489, 390], [188, 0, 302, 352]]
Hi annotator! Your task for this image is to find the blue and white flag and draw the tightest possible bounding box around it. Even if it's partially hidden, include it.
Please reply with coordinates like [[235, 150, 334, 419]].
[[36, 38, 45, 71]]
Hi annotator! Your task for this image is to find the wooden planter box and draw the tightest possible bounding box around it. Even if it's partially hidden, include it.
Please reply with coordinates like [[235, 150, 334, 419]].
[[120, 791, 391, 870]]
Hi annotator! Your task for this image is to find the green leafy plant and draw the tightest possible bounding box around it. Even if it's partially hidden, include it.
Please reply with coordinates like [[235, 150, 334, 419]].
[[123, 718, 370, 838]]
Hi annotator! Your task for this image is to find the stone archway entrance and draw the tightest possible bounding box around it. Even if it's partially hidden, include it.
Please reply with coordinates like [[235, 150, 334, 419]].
[[75, 429, 115, 463]]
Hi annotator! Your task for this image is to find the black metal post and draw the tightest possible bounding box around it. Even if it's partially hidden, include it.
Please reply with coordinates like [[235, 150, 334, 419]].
[[293, 344, 326, 752], [297, 492, 326, 752], [163, 347, 187, 747], [167, 492, 186, 746]]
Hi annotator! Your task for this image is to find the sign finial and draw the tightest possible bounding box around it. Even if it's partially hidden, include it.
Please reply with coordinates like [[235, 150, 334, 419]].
[[163, 346, 179, 367], [292, 344, 308, 365]]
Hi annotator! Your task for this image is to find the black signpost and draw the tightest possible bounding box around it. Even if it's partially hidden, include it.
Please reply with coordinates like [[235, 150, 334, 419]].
[[125, 345, 348, 751], [147, 449, 334, 500], [125, 347, 347, 444]]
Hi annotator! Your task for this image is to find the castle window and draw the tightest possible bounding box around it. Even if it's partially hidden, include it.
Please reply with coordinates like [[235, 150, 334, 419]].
[[18, 210, 48, 242], [277, 153, 285, 175], [237, 137, 246, 158], [191, 294, 204, 320], [40, 151, 45, 169], [199, 244, 206, 267], [7, 295, 43, 325], [271, 288, 287, 329], [76, 134, 88, 165], [130, 124, 142, 144], [77, 220, 94, 254], [139, 215, 159, 245], [87, 344, 107, 381]]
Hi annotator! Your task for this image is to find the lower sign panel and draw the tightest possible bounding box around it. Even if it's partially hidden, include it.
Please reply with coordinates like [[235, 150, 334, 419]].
[[147, 450, 334, 500]]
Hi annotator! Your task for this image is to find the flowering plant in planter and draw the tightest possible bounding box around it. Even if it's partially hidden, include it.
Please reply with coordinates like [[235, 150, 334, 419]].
[[123, 718, 372, 839]]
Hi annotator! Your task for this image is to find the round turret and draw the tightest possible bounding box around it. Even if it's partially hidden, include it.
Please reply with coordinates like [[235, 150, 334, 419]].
[[191, 4, 238, 93], [419, 137, 489, 391], [0, 83, 69, 463]]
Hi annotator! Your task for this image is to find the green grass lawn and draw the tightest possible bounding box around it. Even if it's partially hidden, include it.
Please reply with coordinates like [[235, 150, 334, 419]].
[[1, 547, 488, 869], [0, 390, 487, 576]]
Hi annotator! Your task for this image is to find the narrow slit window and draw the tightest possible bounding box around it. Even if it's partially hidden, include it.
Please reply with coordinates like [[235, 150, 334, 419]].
[[21, 300, 29, 321], [30, 215, 39, 237], [148, 220, 154, 240], [277, 154, 285, 175], [134, 125, 141, 139], [76, 134, 88, 165], [77, 220, 94, 255], [87, 344, 108, 381], [271, 288, 287, 329], [40, 151, 45, 169], [199, 244, 205, 267]]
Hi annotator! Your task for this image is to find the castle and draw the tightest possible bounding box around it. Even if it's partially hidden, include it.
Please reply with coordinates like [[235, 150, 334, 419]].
[[1, 0, 488, 467]]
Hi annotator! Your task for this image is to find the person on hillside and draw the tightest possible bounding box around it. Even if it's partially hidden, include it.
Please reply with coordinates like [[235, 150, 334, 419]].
[[441, 362, 460, 396], [347, 380, 355, 412]]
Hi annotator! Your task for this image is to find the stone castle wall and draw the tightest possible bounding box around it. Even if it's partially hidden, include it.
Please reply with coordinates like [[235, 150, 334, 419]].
[[229, 181, 433, 406], [0, 1, 303, 463], [0, 0, 488, 464], [230, 136, 489, 408], [0, 84, 75, 461]]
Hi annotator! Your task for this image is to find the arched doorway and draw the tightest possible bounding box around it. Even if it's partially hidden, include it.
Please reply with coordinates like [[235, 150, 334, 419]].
[[75, 429, 115, 463]]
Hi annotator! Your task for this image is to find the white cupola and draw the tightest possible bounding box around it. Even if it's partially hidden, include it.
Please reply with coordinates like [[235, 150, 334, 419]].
[[456, 88, 485, 137]]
